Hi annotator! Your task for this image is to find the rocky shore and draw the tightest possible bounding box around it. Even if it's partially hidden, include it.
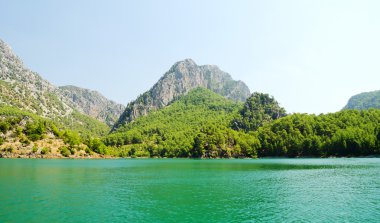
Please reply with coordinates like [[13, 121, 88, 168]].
[[0, 138, 116, 159]]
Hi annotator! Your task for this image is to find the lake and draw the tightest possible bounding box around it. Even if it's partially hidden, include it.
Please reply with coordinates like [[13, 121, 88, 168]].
[[0, 158, 379, 222]]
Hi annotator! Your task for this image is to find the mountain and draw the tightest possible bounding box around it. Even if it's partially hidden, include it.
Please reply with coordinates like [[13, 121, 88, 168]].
[[0, 39, 119, 135], [114, 59, 250, 129], [58, 85, 125, 126], [232, 92, 287, 131], [343, 90, 380, 110], [106, 88, 258, 158], [0, 39, 72, 118]]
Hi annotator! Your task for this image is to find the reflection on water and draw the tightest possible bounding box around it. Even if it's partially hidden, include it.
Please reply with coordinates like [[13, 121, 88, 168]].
[[0, 159, 379, 222]]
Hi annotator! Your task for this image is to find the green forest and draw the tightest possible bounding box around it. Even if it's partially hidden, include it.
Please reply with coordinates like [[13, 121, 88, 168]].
[[0, 105, 107, 157], [101, 88, 380, 158], [344, 90, 380, 110], [255, 110, 380, 157], [104, 88, 259, 157], [2, 87, 380, 158]]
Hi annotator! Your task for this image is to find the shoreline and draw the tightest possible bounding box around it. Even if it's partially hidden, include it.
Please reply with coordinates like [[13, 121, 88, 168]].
[[0, 151, 118, 159], [1, 153, 379, 160]]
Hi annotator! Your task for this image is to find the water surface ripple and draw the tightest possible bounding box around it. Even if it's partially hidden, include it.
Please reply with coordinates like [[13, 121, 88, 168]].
[[0, 158, 379, 222]]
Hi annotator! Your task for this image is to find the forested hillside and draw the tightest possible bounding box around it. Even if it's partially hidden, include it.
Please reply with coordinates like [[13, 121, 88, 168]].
[[0, 105, 109, 158], [102, 90, 380, 158], [232, 92, 287, 131], [105, 88, 258, 158], [343, 90, 380, 110], [0, 39, 120, 134], [255, 109, 380, 157]]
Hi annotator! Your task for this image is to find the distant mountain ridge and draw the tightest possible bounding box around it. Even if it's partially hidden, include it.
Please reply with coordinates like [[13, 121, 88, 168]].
[[0, 39, 124, 128], [59, 85, 125, 126], [114, 59, 250, 129], [343, 90, 380, 110]]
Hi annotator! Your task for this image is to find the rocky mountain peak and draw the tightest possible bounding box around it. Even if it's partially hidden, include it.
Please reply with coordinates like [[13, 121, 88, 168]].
[[0, 39, 70, 118], [113, 59, 251, 130], [172, 58, 197, 67], [0, 39, 56, 91], [0, 39, 17, 60], [0, 38, 124, 127], [166, 59, 198, 77]]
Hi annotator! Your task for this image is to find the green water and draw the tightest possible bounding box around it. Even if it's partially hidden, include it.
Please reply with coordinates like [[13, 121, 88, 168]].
[[0, 159, 379, 222]]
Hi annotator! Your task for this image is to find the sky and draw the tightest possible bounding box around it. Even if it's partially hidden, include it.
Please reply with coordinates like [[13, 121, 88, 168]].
[[1, 0, 379, 114]]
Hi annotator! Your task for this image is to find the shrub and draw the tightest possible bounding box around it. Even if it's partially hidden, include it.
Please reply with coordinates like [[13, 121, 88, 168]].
[[16, 127, 23, 137], [85, 147, 91, 154], [0, 122, 10, 134], [60, 146, 70, 157], [69, 147, 76, 155], [50, 124, 61, 137], [87, 138, 106, 154], [32, 146, 38, 153], [62, 131, 81, 147], [28, 134, 41, 142], [40, 147, 49, 155], [25, 121, 45, 140], [20, 137, 31, 145], [134, 148, 150, 157]]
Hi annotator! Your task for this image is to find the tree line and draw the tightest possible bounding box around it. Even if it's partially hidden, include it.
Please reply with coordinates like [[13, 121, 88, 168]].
[[102, 89, 380, 158], [2, 89, 380, 158]]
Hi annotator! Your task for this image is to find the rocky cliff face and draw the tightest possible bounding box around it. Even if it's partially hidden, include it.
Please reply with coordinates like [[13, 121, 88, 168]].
[[114, 59, 250, 129], [58, 85, 125, 126], [0, 39, 123, 127], [0, 39, 73, 118]]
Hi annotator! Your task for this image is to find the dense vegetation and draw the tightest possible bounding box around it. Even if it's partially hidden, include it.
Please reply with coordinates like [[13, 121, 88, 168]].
[[57, 111, 109, 137], [343, 90, 380, 110], [0, 106, 65, 144], [104, 88, 259, 158], [255, 109, 380, 157], [2, 87, 380, 158], [103, 88, 380, 158], [0, 105, 109, 157], [232, 92, 286, 131]]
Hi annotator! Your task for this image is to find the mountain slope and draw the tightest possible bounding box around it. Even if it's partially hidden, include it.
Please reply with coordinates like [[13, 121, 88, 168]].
[[255, 110, 380, 157], [105, 88, 259, 158], [0, 39, 73, 118], [114, 59, 250, 129], [0, 39, 111, 135], [232, 92, 287, 131], [58, 85, 125, 126], [343, 90, 380, 110]]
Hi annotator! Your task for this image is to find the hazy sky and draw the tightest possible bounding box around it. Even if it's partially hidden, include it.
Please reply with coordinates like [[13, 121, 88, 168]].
[[1, 0, 379, 114]]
